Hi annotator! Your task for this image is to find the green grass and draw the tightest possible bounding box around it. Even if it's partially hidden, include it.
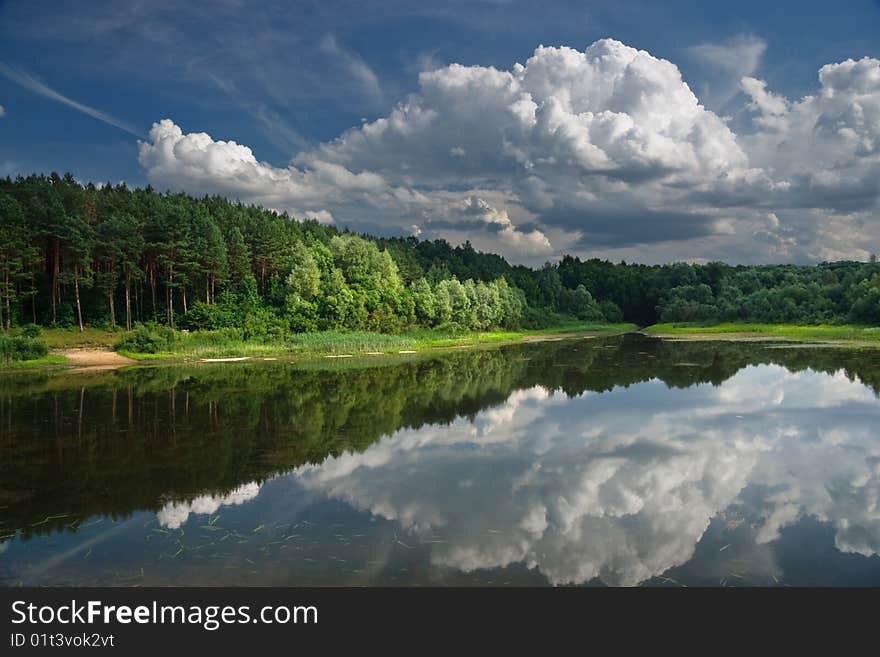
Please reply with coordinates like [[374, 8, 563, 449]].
[[0, 326, 118, 370], [37, 327, 122, 349], [644, 322, 880, 343], [0, 354, 69, 369], [119, 322, 636, 361]]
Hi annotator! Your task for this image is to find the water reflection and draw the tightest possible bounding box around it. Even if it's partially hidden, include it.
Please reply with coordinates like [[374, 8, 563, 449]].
[[294, 365, 880, 585], [2, 335, 880, 586], [156, 483, 262, 530]]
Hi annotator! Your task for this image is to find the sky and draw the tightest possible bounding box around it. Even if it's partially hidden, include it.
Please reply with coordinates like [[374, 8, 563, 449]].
[[1, 0, 879, 266]]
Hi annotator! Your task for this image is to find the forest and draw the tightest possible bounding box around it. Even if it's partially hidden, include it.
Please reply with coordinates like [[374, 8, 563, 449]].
[[2, 173, 880, 354]]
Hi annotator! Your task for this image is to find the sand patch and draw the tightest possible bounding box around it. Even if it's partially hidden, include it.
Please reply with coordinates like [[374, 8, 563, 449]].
[[58, 349, 134, 369]]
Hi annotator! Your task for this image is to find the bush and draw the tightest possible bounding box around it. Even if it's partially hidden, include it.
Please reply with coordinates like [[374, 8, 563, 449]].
[[598, 300, 624, 323], [434, 321, 467, 335], [521, 306, 567, 329], [178, 301, 237, 331], [20, 323, 42, 338], [242, 308, 288, 341], [0, 334, 50, 362], [115, 323, 176, 354]]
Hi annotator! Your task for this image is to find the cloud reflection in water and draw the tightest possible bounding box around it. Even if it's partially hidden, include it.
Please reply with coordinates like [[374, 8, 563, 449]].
[[157, 482, 262, 529], [293, 365, 880, 585]]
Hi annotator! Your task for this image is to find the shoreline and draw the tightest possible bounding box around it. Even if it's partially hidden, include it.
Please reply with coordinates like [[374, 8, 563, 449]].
[[1, 324, 636, 372], [10, 321, 880, 373], [641, 322, 880, 347]]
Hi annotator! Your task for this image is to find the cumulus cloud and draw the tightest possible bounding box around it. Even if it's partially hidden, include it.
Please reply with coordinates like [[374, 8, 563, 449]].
[[0, 104, 5, 117], [741, 77, 789, 126], [291, 366, 880, 585], [310, 40, 746, 180], [139, 119, 387, 223], [139, 39, 880, 263], [740, 57, 880, 187], [416, 196, 553, 255]]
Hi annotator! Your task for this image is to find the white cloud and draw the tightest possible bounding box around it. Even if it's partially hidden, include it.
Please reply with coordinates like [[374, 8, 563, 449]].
[[741, 57, 880, 172], [138, 39, 880, 264], [139, 118, 388, 222], [687, 35, 767, 111], [741, 77, 789, 124], [691, 35, 766, 77], [304, 39, 746, 184], [0, 104, 5, 117]]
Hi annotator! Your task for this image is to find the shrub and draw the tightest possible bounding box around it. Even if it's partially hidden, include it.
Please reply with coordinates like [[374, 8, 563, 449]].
[[0, 334, 50, 362], [598, 300, 624, 323], [521, 307, 567, 329], [20, 323, 42, 338], [178, 301, 237, 331], [115, 323, 175, 354], [242, 308, 288, 341]]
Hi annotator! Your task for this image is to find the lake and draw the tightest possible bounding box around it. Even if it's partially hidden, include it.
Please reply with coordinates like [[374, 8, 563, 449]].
[[2, 333, 880, 586]]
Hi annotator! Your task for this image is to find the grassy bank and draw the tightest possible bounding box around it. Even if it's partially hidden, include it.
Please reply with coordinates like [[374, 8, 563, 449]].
[[38, 327, 122, 349], [118, 322, 637, 361], [0, 354, 69, 369], [0, 327, 123, 370], [644, 322, 880, 343], [0, 322, 636, 370]]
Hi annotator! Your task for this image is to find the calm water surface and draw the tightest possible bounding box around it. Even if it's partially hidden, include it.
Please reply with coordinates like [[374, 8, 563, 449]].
[[3, 334, 880, 586]]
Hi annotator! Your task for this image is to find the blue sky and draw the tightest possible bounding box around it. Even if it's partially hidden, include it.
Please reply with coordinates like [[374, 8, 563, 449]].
[[2, 0, 880, 264]]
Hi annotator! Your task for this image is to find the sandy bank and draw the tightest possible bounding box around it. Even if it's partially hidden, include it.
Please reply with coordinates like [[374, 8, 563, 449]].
[[57, 348, 135, 368]]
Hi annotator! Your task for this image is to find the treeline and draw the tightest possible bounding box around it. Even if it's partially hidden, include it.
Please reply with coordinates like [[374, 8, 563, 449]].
[[0, 174, 614, 336], [554, 257, 880, 325], [3, 173, 880, 335]]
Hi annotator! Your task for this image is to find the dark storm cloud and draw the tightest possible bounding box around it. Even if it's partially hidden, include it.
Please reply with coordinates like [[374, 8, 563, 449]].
[[570, 208, 719, 248]]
